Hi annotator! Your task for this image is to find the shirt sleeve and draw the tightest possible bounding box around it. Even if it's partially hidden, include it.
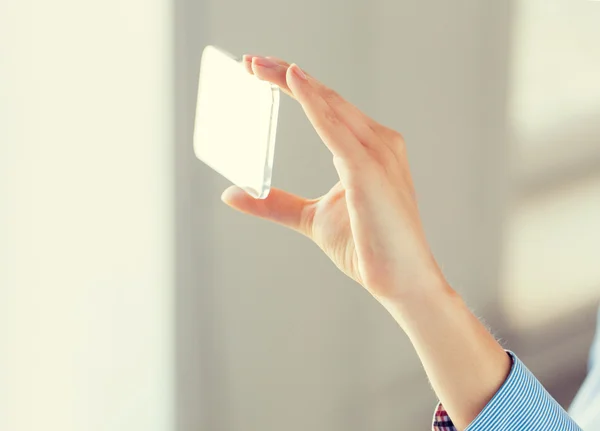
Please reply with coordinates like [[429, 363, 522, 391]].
[[431, 351, 583, 431]]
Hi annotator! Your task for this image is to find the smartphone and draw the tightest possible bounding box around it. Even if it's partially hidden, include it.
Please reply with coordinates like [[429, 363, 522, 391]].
[[193, 45, 280, 199]]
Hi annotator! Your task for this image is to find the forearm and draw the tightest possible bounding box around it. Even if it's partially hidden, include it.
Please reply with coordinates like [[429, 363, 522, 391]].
[[380, 279, 511, 431]]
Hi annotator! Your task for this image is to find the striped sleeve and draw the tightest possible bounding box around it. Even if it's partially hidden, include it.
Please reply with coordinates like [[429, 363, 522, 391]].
[[432, 352, 583, 431]]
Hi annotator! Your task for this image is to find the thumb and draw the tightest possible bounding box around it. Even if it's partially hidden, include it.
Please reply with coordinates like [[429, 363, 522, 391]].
[[221, 186, 314, 236]]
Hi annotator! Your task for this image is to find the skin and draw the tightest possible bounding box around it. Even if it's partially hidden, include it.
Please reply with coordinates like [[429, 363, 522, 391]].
[[222, 54, 511, 430]]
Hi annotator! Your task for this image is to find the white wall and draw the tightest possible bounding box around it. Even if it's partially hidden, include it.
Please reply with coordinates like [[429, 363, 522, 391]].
[[0, 1, 175, 431]]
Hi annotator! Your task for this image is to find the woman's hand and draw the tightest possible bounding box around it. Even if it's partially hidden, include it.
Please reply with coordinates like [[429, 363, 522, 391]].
[[221, 55, 445, 302], [222, 55, 513, 431]]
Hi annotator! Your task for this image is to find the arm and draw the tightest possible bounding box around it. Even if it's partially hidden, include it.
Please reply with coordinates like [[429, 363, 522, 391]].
[[387, 285, 581, 430], [223, 55, 582, 431], [384, 283, 511, 430]]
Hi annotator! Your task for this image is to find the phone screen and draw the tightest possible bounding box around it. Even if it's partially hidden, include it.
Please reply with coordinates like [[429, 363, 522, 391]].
[[193, 45, 280, 198]]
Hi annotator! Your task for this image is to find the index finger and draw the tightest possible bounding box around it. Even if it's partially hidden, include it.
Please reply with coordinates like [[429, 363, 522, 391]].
[[248, 56, 379, 145], [285, 64, 365, 160]]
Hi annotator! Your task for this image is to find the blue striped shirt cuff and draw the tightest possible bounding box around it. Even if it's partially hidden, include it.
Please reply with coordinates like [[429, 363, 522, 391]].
[[432, 351, 583, 431]]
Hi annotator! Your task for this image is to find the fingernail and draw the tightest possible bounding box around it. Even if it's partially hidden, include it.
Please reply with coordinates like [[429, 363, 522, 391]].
[[221, 186, 241, 202], [252, 56, 278, 68], [291, 64, 307, 80]]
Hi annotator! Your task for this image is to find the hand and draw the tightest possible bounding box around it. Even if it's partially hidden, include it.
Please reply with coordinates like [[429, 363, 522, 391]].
[[225, 58, 513, 430], [222, 55, 444, 302]]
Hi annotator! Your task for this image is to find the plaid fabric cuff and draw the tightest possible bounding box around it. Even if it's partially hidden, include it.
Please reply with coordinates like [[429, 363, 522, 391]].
[[431, 351, 583, 431], [432, 404, 456, 431]]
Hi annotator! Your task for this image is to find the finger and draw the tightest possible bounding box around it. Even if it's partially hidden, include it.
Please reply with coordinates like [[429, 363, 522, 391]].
[[221, 186, 314, 236], [252, 56, 378, 144], [251, 57, 295, 98], [285, 64, 365, 159], [244, 55, 290, 76], [266, 56, 290, 68], [250, 56, 334, 100], [307, 80, 379, 144], [242, 54, 255, 74]]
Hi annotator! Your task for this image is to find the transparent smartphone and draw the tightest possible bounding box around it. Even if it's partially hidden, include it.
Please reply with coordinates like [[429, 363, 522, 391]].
[[193, 45, 280, 199]]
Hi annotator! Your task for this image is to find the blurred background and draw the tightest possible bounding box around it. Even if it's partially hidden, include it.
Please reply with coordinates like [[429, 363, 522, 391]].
[[2, 0, 600, 430]]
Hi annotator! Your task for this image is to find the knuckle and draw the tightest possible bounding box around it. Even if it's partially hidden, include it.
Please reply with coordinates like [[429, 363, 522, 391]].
[[371, 146, 393, 166], [373, 123, 404, 144], [321, 87, 341, 104], [323, 107, 340, 126], [385, 129, 405, 145]]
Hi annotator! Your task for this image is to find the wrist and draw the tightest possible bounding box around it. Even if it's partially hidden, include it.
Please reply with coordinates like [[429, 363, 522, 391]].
[[375, 271, 458, 330]]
